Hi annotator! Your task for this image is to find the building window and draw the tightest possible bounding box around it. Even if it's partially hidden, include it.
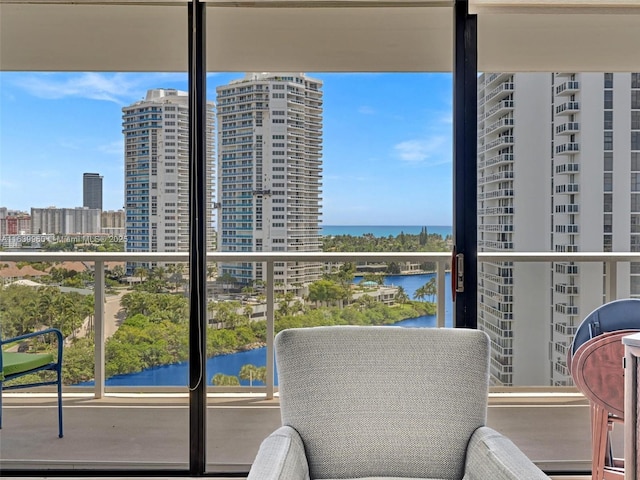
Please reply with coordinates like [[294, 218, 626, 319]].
[[632, 132, 640, 150], [604, 72, 614, 88], [604, 152, 613, 171], [632, 193, 640, 212], [604, 131, 613, 151], [632, 111, 640, 130], [632, 173, 640, 192], [604, 172, 613, 192], [633, 73, 640, 89], [604, 193, 613, 212], [604, 111, 613, 130], [633, 91, 640, 109], [604, 90, 613, 109]]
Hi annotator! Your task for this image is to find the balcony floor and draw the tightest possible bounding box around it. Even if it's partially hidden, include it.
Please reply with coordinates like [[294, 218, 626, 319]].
[[0, 392, 610, 476]]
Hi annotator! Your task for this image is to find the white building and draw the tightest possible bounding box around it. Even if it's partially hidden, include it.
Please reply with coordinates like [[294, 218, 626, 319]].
[[216, 73, 323, 292], [478, 72, 640, 386], [122, 88, 215, 273], [31, 206, 101, 235]]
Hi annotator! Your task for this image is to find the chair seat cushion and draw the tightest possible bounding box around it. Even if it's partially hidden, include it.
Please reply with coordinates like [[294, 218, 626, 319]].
[[2, 352, 55, 380], [324, 478, 447, 480]]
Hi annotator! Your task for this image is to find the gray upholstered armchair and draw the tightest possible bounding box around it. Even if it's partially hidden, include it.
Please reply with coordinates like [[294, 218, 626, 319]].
[[248, 326, 549, 480]]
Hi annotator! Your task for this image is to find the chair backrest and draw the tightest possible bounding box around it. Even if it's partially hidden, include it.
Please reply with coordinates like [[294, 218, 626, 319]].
[[275, 326, 490, 480], [570, 299, 640, 356]]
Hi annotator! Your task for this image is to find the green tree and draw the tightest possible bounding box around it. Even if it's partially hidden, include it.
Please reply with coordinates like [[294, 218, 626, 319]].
[[395, 286, 409, 304], [239, 364, 266, 386], [308, 279, 346, 305], [211, 373, 240, 386]]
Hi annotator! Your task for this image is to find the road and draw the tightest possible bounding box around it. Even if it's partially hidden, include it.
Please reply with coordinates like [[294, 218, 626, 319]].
[[66, 290, 127, 344]]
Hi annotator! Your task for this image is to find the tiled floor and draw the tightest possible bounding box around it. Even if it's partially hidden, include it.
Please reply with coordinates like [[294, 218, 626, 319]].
[[1, 392, 607, 477]]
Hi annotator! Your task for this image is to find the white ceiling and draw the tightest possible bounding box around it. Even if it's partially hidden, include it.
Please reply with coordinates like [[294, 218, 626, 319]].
[[1, 1, 639, 72]]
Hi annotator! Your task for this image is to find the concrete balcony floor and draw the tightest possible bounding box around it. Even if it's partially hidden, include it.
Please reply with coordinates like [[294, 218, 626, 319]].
[[0, 391, 612, 477]]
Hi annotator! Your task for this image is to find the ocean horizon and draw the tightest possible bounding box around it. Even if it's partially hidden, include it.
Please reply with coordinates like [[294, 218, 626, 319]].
[[321, 225, 452, 238]]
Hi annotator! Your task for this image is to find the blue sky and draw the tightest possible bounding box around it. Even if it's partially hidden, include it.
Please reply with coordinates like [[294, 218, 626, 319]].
[[0, 72, 453, 225]]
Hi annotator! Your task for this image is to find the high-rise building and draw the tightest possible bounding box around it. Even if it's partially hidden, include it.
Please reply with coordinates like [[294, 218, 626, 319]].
[[0, 208, 31, 235], [83, 172, 103, 210], [477, 72, 640, 386], [216, 73, 323, 292], [122, 89, 215, 273], [31, 206, 101, 234], [101, 209, 125, 237]]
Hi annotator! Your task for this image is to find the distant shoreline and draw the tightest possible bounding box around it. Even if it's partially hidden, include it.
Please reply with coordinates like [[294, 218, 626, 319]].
[[321, 225, 452, 238]]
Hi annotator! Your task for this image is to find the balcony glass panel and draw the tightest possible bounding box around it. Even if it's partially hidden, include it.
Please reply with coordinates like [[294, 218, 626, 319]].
[[0, 0, 190, 470], [207, 71, 453, 472]]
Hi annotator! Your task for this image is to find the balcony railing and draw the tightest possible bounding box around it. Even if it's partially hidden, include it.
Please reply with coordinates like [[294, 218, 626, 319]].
[[0, 250, 637, 400]]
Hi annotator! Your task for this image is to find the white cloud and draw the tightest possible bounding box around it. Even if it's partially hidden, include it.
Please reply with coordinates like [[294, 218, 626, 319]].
[[358, 105, 376, 115], [14, 72, 185, 104], [393, 136, 450, 165]]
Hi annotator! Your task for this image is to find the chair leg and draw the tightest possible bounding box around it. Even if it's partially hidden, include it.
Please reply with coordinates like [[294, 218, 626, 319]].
[[57, 370, 63, 438], [0, 383, 3, 430], [592, 403, 609, 480]]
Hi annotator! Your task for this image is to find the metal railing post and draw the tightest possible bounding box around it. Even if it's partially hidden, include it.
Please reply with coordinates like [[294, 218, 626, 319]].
[[437, 261, 446, 328], [266, 261, 275, 399], [605, 260, 618, 303], [94, 260, 105, 399]]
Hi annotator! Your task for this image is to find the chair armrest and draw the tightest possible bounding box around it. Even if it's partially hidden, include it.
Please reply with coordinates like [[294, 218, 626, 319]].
[[247, 426, 310, 480], [463, 426, 550, 480], [1, 328, 64, 371], [1, 328, 63, 347]]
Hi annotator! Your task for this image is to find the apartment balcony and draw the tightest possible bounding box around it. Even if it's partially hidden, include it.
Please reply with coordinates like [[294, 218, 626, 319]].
[[479, 223, 514, 233], [555, 183, 579, 194], [555, 162, 580, 174], [477, 188, 514, 200], [478, 152, 514, 169], [555, 81, 580, 96], [555, 303, 579, 316], [555, 142, 580, 155], [482, 135, 514, 153], [554, 321, 578, 337], [478, 170, 514, 184], [484, 73, 511, 89], [555, 203, 580, 214], [1, 250, 636, 476], [478, 240, 514, 249], [555, 122, 580, 135], [478, 206, 514, 216], [483, 99, 514, 121], [555, 283, 580, 295], [484, 81, 514, 103], [555, 101, 580, 115], [484, 116, 514, 136]]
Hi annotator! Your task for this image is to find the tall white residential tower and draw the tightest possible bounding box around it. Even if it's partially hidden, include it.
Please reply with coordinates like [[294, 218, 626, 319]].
[[122, 88, 215, 273], [216, 73, 323, 292], [478, 72, 640, 386]]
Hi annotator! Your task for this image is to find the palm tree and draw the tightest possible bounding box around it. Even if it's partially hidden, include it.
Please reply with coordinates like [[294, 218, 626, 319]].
[[424, 277, 437, 302], [134, 267, 148, 284], [395, 286, 409, 304], [413, 284, 428, 302], [211, 373, 240, 386], [240, 364, 266, 384]]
